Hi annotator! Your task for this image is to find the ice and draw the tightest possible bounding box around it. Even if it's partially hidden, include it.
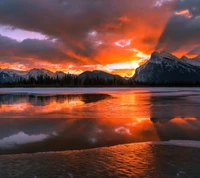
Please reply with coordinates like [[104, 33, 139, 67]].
[[151, 140, 200, 148], [1, 87, 200, 95], [0, 87, 132, 95]]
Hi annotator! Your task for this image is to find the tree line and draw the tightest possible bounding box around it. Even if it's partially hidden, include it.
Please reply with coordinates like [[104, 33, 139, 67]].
[[2, 74, 200, 87], [0, 75, 133, 87]]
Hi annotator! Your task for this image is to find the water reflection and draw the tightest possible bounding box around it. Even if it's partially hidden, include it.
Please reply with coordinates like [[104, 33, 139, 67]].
[[0, 116, 200, 154], [149, 93, 200, 120], [0, 93, 111, 118], [0, 117, 158, 154], [0, 88, 200, 154]]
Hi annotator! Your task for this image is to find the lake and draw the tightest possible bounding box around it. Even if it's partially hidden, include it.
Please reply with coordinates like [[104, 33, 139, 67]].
[[0, 87, 200, 177]]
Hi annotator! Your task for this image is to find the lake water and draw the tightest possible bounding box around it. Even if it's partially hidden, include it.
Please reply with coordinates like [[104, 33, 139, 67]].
[[0, 87, 200, 177]]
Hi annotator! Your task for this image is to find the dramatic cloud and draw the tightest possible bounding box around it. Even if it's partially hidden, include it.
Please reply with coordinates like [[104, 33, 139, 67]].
[[156, 0, 200, 57], [187, 46, 200, 56], [0, 0, 188, 76], [0, 34, 81, 65]]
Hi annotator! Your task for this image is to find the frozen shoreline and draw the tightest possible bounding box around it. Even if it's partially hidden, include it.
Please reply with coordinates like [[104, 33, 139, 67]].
[[0, 87, 200, 95], [1, 140, 200, 157], [0, 87, 132, 94], [151, 140, 200, 148]]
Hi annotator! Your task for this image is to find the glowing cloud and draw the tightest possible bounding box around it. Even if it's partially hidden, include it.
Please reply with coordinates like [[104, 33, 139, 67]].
[[174, 9, 192, 18], [103, 62, 139, 71], [115, 39, 133, 48], [0, 0, 193, 76]]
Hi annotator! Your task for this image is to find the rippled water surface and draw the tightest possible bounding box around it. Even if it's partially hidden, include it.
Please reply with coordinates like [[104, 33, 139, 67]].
[[0, 87, 200, 177], [1, 143, 200, 178]]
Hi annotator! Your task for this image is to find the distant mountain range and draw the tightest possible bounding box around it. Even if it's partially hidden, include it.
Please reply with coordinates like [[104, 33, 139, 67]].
[[0, 68, 126, 86], [2, 51, 200, 86], [79, 70, 123, 81], [0, 68, 74, 83]]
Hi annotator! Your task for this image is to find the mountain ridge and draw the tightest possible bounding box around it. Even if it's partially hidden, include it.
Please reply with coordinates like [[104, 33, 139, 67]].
[[2, 51, 200, 85], [0, 68, 126, 85], [133, 51, 200, 84]]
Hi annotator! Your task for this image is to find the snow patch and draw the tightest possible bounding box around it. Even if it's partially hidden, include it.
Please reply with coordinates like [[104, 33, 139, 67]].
[[151, 140, 200, 148]]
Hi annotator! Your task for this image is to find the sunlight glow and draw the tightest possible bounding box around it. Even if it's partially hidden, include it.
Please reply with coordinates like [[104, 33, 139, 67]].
[[174, 9, 192, 18], [115, 39, 133, 48]]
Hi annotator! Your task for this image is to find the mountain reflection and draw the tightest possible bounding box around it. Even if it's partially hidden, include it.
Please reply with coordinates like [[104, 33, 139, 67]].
[[0, 117, 159, 154], [0, 93, 111, 106], [0, 93, 111, 118], [149, 92, 200, 122], [1, 88, 200, 154]]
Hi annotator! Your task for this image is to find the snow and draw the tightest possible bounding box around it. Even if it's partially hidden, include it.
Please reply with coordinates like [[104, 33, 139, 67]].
[[150, 51, 178, 62], [134, 51, 200, 82], [181, 56, 200, 67], [0, 87, 133, 95], [54, 71, 67, 79], [151, 140, 200, 148], [0, 68, 70, 81], [1, 87, 200, 95], [150, 51, 200, 68], [3, 69, 28, 76], [25, 68, 55, 79]]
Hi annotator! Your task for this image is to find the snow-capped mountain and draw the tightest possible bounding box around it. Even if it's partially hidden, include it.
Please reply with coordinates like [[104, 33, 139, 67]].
[[133, 51, 200, 83], [180, 56, 200, 67], [3, 69, 28, 76], [24, 68, 55, 80], [79, 70, 123, 80], [0, 68, 125, 84], [0, 69, 23, 83], [0, 68, 70, 83], [54, 71, 69, 79]]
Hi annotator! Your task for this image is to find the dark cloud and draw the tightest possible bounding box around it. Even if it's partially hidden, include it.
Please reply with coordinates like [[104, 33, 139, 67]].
[[0, 34, 79, 64], [0, 0, 161, 61], [142, 36, 157, 45], [187, 46, 200, 56], [0, 0, 179, 70], [156, 0, 200, 54]]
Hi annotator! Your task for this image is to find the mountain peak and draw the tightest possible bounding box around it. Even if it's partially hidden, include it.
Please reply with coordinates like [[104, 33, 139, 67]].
[[133, 51, 200, 84], [93, 70, 104, 73], [151, 51, 178, 60], [180, 56, 189, 61], [30, 68, 52, 72]]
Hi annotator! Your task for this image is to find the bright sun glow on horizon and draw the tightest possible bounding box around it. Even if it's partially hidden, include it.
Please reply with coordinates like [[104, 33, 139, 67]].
[[1, 0, 199, 76]]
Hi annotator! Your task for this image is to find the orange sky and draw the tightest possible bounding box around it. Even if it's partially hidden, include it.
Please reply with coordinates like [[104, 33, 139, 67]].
[[0, 0, 200, 76]]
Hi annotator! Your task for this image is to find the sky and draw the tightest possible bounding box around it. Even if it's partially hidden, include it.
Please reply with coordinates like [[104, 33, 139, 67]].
[[0, 0, 200, 76]]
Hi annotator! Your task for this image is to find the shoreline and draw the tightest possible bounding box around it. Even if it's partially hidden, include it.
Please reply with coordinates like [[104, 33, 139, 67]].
[[1, 140, 200, 157]]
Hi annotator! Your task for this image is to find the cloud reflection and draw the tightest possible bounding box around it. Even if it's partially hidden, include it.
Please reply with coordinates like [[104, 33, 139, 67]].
[[0, 89, 200, 154], [0, 132, 48, 148]]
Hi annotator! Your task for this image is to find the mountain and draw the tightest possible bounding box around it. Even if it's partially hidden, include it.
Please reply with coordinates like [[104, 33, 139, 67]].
[[53, 71, 74, 79], [0, 68, 124, 85], [24, 68, 55, 80], [133, 51, 200, 84], [2, 69, 28, 76], [180, 55, 200, 67], [78, 70, 126, 85], [0, 68, 71, 83], [0, 69, 23, 83], [79, 70, 123, 80], [123, 76, 131, 80]]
